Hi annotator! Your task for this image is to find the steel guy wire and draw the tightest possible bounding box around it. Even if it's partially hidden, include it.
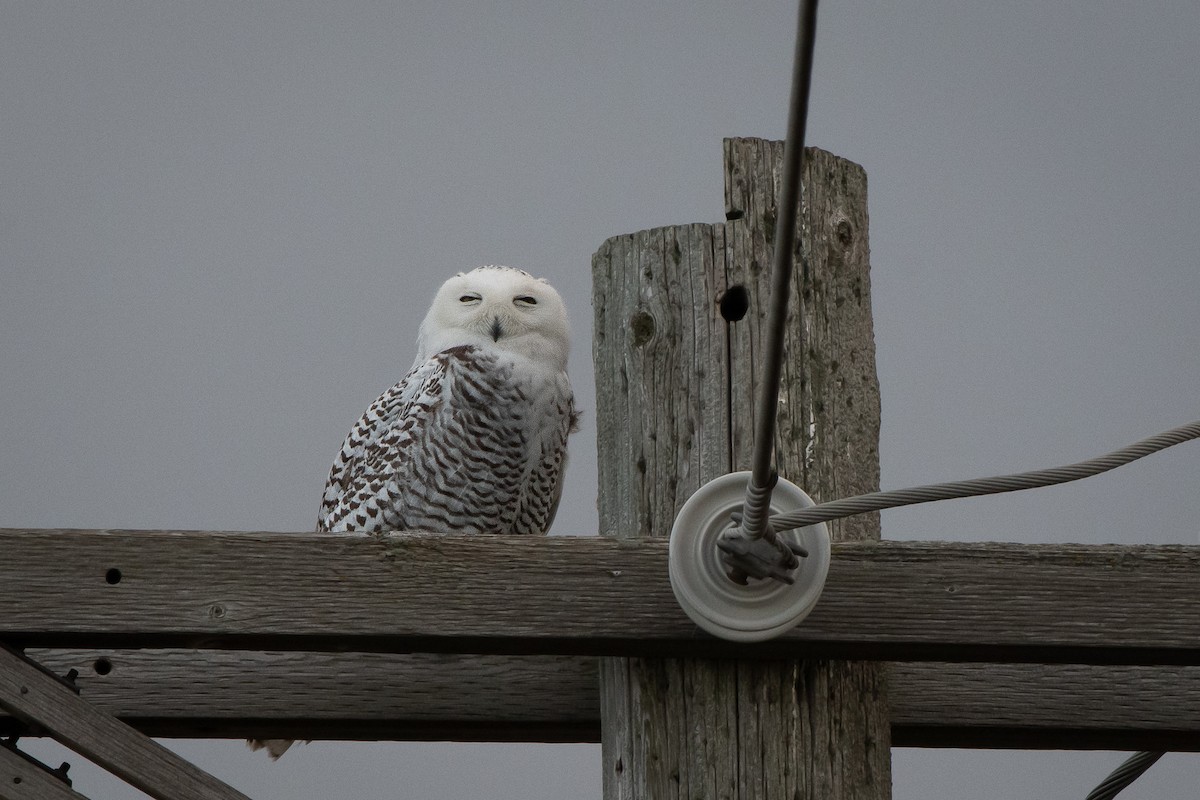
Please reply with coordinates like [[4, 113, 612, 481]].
[[770, 420, 1200, 532], [1085, 751, 1163, 800], [739, 0, 820, 543]]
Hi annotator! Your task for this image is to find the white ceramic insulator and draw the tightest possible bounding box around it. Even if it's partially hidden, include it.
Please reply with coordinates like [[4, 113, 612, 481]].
[[668, 471, 831, 642]]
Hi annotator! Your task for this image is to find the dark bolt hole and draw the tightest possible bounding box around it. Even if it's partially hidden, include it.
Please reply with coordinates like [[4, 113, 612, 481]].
[[105, 568, 122, 585], [93, 658, 113, 676], [719, 285, 750, 322]]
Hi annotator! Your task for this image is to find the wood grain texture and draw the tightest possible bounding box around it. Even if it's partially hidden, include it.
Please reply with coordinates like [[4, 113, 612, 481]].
[[0, 646, 249, 800], [592, 223, 730, 540], [4, 530, 1200, 663], [888, 662, 1200, 751], [0, 741, 86, 800], [722, 138, 881, 540], [5, 652, 1199, 751], [594, 140, 889, 799], [8, 650, 599, 743]]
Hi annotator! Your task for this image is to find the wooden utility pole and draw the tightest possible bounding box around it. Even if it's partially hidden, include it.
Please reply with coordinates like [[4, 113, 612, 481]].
[[593, 138, 889, 798]]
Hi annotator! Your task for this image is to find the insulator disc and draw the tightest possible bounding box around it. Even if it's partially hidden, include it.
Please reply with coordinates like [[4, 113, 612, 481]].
[[668, 471, 831, 642]]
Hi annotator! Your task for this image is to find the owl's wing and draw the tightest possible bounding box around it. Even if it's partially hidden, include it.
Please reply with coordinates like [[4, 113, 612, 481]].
[[316, 354, 449, 532], [517, 372, 579, 535]]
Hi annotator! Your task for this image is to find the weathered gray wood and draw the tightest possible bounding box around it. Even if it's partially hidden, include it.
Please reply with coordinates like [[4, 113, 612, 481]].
[[592, 223, 731, 539], [722, 139, 881, 541], [723, 139, 882, 540], [0, 741, 87, 800], [0, 646, 250, 800], [889, 662, 1200, 751], [594, 140, 889, 799], [10, 651, 599, 743], [5, 652, 1199, 751], [5, 529, 1200, 664]]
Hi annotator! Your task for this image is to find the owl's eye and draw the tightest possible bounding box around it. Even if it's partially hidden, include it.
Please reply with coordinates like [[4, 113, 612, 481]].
[[459, 293, 482, 304], [514, 295, 538, 306]]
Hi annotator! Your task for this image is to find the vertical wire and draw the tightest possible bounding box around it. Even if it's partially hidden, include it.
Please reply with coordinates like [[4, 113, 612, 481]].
[[741, 0, 820, 540]]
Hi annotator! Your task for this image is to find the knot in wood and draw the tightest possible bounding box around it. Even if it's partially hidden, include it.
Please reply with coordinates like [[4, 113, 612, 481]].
[[836, 218, 854, 247], [629, 310, 655, 347]]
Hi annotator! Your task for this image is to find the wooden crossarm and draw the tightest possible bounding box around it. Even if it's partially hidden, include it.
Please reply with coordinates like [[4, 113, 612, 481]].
[[3, 529, 1199, 665], [2, 650, 1198, 752]]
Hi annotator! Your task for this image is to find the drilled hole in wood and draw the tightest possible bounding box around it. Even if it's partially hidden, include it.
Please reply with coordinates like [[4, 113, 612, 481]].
[[93, 658, 113, 676], [105, 568, 122, 585], [719, 285, 749, 322]]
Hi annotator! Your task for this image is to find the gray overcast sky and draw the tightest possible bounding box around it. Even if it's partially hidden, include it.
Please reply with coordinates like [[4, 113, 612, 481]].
[[3, 1, 1198, 798]]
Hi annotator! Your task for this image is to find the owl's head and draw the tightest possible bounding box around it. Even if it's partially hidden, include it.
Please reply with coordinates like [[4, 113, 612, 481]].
[[416, 266, 571, 370]]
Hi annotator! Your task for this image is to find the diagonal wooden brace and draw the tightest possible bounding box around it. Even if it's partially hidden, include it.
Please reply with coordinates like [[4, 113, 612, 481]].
[[0, 644, 250, 800], [0, 738, 85, 800]]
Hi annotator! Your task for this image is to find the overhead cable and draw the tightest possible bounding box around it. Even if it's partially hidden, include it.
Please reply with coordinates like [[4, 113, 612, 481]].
[[770, 420, 1200, 531]]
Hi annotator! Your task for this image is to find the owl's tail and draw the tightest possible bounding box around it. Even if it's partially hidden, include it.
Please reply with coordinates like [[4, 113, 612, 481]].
[[247, 738, 299, 759]]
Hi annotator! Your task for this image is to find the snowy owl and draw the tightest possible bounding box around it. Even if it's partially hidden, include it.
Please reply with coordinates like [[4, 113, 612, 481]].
[[317, 265, 578, 535], [249, 266, 577, 758]]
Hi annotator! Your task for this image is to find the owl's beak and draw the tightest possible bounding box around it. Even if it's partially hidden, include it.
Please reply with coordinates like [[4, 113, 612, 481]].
[[489, 317, 504, 342]]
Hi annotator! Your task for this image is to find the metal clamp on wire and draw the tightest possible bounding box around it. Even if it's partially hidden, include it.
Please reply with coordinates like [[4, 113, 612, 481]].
[[717, 471, 807, 585]]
